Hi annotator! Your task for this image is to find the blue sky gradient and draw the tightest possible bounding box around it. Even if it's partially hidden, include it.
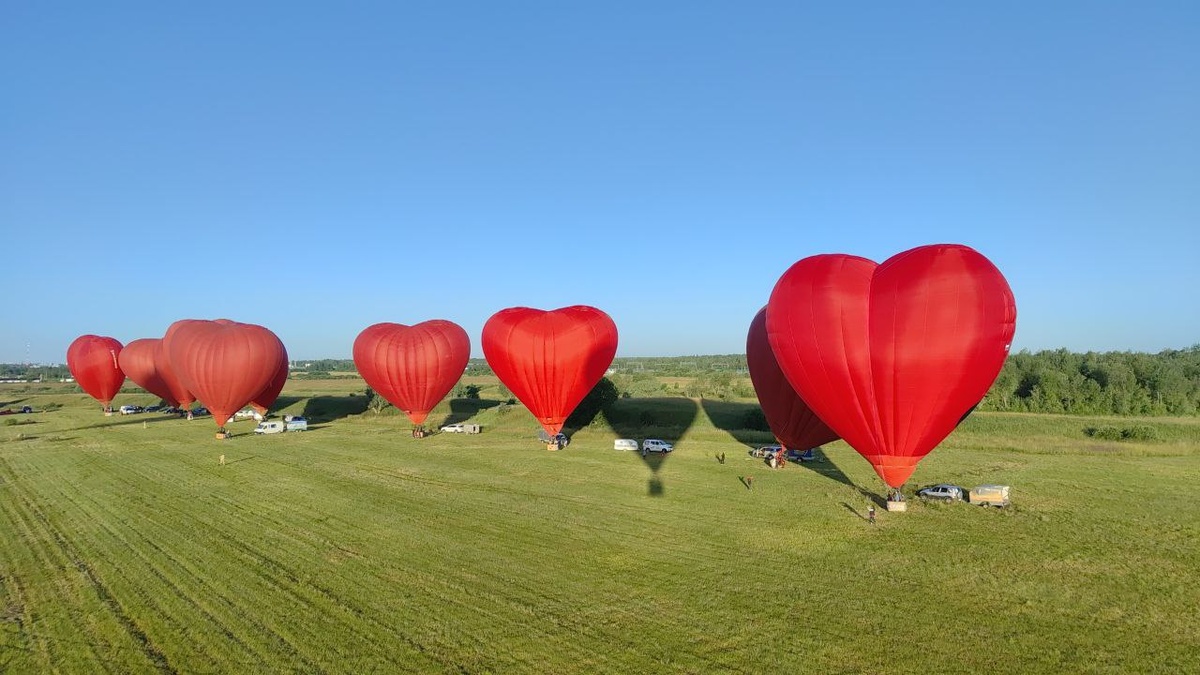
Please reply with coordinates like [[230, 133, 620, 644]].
[[4, 2, 1197, 361]]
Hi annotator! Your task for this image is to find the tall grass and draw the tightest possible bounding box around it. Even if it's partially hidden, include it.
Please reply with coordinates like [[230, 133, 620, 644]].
[[1, 384, 1198, 673]]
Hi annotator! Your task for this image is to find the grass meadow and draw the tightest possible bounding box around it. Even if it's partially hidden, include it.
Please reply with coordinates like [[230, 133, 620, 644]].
[[2, 380, 1198, 673]]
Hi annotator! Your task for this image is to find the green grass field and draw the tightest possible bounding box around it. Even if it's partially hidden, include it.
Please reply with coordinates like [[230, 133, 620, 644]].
[[2, 383, 1198, 673]]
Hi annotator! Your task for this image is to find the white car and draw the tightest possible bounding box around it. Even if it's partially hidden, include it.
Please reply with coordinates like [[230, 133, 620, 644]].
[[751, 445, 781, 459], [440, 423, 465, 433], [614, 439, 638, 451], [118, 405, 143, 415], [642, 439, 673, 453]]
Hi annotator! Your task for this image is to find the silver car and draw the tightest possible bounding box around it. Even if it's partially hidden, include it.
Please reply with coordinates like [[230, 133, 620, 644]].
[[916, 484, 964, 502]]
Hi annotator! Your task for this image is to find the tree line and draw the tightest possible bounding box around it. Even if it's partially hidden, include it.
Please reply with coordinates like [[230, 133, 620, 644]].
[[979, 346, 1200, 416], [5, 346, 1198, 416]]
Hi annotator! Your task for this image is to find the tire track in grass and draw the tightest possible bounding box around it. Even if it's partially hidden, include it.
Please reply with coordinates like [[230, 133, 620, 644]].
[[59, 451, 335, 673], [39, 468, 275, 671], [0, 455, 156, 673], [78, 452, 436, 672], [25, 489, 177, 673], [30, 448, 355, 672], [189, 458, 590, 671]]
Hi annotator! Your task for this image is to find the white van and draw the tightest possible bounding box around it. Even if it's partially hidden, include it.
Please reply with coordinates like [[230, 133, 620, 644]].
[[614, 439, 638, 451], [254, 421, 285, 434], [642, 439, 673, 453]]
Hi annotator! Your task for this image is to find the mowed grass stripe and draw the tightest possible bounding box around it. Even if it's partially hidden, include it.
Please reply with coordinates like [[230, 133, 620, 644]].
[[0, 454, 158, 673], [4, 394, 1200, 672], [66, 441, 443, 672]]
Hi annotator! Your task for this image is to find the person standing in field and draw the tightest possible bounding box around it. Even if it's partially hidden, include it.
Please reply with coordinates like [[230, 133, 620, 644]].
[[868, 505, 876, 524]]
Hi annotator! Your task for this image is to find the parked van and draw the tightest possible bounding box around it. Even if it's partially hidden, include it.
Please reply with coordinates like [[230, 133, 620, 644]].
[[254, 421, 285, 434], [614, 439, 638, 451], [969, 484, 1011, 507], [642, 439, 673, 453]]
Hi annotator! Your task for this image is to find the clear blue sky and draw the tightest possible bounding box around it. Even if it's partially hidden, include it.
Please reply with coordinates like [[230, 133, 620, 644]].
[[4, 2, 1197, 362]]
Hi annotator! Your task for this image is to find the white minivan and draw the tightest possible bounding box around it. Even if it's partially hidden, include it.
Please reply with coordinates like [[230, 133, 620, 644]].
[[614, 439, 638, 451], [642, 439, 673, 453], [254, 421, 285, 434]]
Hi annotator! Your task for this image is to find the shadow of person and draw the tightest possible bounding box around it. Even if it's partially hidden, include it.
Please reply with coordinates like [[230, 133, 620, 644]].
[[841, 502, 868, 521]]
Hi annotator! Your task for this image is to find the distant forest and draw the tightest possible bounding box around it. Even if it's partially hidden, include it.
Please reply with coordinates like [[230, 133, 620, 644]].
[[5, 346, 1198, 417]]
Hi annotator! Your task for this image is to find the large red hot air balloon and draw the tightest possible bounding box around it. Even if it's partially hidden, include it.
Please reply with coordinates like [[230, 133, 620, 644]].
[[165, 319, 287, 432], [66, 335, 126, 409], [746, 307, 839, 453], [118, 338, 179, 406], [482, 306, 618, 436], [352, 320, 471, 426], [766, 244, 1016, 489]]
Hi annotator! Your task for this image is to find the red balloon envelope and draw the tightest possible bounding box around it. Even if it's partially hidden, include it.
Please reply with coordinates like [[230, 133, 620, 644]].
[[746, 307, 839, 452], [250, 349, 290, 416], [165, 320, 287, 430], [66, 335, 126, 407], [118, 338, 180, 407], [482, 306, 618, 436], [766, 244, 1016, 488], [352, 320, 471, 426]]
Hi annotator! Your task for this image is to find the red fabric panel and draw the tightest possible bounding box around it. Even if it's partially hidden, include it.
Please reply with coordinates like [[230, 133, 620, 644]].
[[66, 334, 126, 406], [352, 320, 471, 426], [482, 306, 618, 436]]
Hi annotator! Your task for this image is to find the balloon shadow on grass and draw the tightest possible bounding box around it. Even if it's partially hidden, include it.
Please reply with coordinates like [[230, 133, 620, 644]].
[[301, 395, 369, 424], [269, 395, 306, 413], [433, 398, 502, 429], [698, 398, 859, 491], [600, 395, 700, 497]]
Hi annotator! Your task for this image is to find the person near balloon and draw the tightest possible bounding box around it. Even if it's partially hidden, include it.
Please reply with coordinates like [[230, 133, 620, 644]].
[[868, 505, 877, 525]]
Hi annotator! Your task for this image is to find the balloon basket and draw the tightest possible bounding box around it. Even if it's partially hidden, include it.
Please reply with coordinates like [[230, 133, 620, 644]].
[[886, 500, 908, 512], [547, 443, 558, 452], [215, 432, 230, 440]]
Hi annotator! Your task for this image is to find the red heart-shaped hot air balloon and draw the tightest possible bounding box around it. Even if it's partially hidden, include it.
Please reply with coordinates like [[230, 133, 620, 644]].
[[352, 320, 470, 426], [118, 338, 180, 407], [766, 244, 1016, 488], [66, 335, 126, 408], [165, 319, 287, 430], [746, 307, 839, 452], [482, 306, 618, 436]]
